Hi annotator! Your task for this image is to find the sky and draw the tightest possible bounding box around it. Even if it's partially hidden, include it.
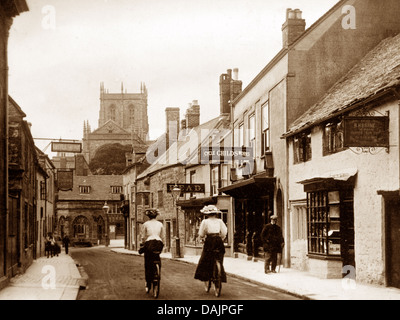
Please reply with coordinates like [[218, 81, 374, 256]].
[[8, 0, 339, 155]]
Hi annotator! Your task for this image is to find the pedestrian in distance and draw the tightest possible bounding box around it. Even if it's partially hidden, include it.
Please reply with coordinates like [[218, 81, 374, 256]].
[[194, 205, 228, 291], [63, 235, 70, 254], [139, 208, 164, 294], [46, 233, 56, 258], [261, 214, 284, 274]]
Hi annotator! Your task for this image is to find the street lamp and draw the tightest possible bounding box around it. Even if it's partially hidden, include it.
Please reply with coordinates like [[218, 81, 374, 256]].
[[102, 201, 110, 247], [171, 184, 182, 258]]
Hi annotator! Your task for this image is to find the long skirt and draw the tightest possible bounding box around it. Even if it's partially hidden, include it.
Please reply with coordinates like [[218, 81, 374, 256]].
[[144, 240, 164, 287], [194, 235, 227, 282]]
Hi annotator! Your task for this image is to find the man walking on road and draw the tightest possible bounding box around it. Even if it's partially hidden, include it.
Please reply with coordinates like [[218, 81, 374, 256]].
[[261, 214, 284, 274], [63, 235, 70, 255]]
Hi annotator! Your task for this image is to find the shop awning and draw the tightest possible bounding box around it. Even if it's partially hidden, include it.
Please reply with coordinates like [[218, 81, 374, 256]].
[[298, 168, 358, 192], [219, 173, 276, 199], [176, 196, 218, 209]]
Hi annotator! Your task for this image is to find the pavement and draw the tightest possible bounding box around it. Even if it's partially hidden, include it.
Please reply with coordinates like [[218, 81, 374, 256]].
[[1, 239, 400, 300]]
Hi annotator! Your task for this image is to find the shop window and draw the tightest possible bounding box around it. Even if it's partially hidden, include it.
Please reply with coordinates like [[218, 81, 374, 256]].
[[185, 211, 203, 246], [293, 132, 312, 164], [307, 191, 344, 256], [323, 120, 345, 155]]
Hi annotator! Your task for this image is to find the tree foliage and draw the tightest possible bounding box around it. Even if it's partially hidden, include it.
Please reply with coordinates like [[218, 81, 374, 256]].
[[89, 143, 131, 175]]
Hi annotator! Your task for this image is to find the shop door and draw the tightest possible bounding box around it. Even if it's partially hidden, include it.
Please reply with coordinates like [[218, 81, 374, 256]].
[[341, 190, 355, 270], [386, 199, 400, 288]]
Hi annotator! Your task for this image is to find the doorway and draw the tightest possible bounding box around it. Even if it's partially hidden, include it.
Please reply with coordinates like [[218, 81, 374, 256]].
[[386, 198, 400, 288]]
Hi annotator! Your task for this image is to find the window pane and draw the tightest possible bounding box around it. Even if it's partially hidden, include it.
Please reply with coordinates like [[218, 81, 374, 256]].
[[249, 114, 255, 141], [262, 102, 269, 131]]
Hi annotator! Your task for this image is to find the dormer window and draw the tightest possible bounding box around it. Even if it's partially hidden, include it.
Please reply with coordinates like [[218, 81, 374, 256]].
[[293, 131, 312, 164], [111, 186, 123, 194], [323, 119, 345, 155], [79, 186, 91, 194]]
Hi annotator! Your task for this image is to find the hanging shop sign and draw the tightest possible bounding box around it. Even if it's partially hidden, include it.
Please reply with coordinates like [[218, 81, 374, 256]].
[[344, 116, 389, 148], [51, 141, 82, 153], [57, 169, 74, 191]]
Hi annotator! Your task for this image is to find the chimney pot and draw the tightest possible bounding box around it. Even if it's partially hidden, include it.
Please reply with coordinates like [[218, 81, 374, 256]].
[[233, 68, 239, 80]]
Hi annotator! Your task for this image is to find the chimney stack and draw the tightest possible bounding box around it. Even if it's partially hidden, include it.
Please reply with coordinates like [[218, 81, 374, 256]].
[[219, 68, 242, 115], [185, 100, 200, 129], [282, 8, 306, 48], [165, 107, 180, 149]]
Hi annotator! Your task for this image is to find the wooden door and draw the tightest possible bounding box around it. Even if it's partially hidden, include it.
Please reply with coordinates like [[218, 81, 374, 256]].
[[386, 199, 400, 288]]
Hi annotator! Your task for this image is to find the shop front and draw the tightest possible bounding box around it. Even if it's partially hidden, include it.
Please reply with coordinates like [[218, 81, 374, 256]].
[[177, 195, 231, 256], [220, 173, 275, 260], [297, 170, 357, 279]]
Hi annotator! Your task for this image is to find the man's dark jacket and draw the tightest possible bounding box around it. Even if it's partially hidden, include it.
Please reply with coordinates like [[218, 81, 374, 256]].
[[261, 223, 284, 253]]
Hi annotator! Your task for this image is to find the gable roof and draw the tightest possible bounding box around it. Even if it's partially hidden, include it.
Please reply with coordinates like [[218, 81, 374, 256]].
[[137, 115, 227, 179], [90, 119, 130, 135], [283, 33, 400, 138]]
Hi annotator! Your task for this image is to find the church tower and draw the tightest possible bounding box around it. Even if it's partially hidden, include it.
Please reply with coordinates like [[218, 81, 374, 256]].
[[99, 82, 149, 142]]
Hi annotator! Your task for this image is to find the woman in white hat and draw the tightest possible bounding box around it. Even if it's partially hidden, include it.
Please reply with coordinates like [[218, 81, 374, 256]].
[[194, 205, 228, 290]]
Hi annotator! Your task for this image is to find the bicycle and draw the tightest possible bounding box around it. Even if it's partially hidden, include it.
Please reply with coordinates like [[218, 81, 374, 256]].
[[151, 250, 161, 298], [206, 249, 222, 297]]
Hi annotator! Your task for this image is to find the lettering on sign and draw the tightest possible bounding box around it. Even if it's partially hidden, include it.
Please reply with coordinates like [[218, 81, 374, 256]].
[[344, 117, 389, 148], [51, 142, 82, 153], [166, 183, 206, 194], [200, 147, 253, 164]]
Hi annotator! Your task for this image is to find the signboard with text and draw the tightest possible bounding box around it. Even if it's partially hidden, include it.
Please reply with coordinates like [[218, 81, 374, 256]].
[[200, 147, 253, 163], [344, 117, 389, 148], [166, 183, 205, 194], [51, 142, 82, 153]]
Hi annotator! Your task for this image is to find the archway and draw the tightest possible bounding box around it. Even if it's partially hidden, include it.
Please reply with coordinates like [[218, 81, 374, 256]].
[[72, 216, 90, 240]]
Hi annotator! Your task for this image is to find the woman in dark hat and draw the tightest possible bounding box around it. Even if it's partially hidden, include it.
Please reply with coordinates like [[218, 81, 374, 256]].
[[140, 208, 164, 293], [194, 205, 228, 290]]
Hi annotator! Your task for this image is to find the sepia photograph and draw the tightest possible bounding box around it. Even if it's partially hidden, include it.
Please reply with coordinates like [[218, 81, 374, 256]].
[[1, 0, 400, 309]]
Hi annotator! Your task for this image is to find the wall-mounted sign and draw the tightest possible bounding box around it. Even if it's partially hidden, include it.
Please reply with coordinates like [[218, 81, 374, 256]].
[[200, 147, 253, 163], [166, 183, 205, 194], [344, 117, 389, 148], [57, 169, 73, 191], [51, 141, 82, 153]]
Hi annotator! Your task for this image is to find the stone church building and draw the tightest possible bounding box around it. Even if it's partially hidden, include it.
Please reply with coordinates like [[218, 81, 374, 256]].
[[82, 82, 151, 164]]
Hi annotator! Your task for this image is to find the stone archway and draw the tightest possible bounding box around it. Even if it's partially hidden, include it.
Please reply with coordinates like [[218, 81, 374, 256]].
[[72, 215, 91, 240]]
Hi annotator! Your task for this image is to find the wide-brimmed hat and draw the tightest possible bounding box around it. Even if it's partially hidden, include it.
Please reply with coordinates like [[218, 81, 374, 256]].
[[200, 205, 221, 215], [270, 215, 278, 220]]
